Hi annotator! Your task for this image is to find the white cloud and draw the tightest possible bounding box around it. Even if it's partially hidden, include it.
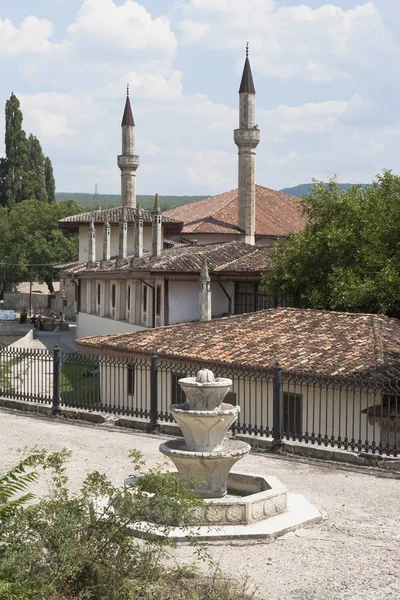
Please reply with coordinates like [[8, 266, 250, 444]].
[[179, 1, 399, 83], [0, 16, 63, 56], [67, 0, 177, 57]]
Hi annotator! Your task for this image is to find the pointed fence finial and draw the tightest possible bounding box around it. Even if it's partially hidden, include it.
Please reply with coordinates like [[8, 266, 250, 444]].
[[246, 42, 249, 58]]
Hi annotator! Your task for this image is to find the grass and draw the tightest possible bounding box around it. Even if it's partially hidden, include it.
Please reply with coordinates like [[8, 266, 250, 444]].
[[59, 355, 100, 407]]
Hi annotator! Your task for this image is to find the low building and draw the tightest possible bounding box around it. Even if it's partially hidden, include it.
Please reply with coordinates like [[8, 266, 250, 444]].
[[76, 308, 400, 453]]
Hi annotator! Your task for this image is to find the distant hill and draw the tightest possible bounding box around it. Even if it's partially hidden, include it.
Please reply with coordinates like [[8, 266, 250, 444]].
[[280, 183, 372, 198], [55, 193, 208, 212]]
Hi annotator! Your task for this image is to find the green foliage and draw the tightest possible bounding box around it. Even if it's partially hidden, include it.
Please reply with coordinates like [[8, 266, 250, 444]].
[[0, 93, 56, 209], [0, 199, 80, 293], [263, 171, 400, 316], [0, 453, 42, 524], [280, 182, 371, 198], [59, 355, 100, 407], [55, 193, 209, 212]]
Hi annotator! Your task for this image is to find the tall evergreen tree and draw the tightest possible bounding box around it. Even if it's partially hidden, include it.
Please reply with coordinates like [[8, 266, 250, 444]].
[[45, 156, 56, 203], [26, 134, 48, 202], [2, 93, 29, 208]]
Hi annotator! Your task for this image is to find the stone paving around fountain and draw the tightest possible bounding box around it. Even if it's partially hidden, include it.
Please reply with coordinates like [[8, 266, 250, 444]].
[[0, 411, 399, 600]]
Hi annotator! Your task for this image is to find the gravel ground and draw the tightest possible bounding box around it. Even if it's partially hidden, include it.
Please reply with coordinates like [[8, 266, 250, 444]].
[[0, 409, 399, 600]]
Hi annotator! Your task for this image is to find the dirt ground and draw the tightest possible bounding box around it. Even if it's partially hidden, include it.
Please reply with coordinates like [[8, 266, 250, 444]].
[[0, 409, 399, 600]]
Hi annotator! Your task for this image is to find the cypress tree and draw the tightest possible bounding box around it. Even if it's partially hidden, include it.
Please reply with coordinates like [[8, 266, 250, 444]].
[[26, 134, 48, 202], [45, 156, 56, 203], [3, 93, 29, 208]]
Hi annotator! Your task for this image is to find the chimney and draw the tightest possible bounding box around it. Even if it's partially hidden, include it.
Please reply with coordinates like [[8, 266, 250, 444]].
[[103, 212, 111, 261], [118, 206, 128, 259], [134, 203, 143, 258], [152, 193, 162, 257], [199, 254, 212, 322], [88, 217, 96, 264]]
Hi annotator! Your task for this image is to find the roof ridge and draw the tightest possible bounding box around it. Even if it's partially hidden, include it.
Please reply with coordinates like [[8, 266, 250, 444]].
[[215, 245, 258, 271]]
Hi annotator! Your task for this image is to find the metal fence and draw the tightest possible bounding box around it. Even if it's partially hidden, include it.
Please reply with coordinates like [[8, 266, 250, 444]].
[[0, 345, 398, 456]]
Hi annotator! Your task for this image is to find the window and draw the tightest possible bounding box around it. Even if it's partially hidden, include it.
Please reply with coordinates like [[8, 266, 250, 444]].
[[283, 392, 302, 438], [171, 372, 187, 404], [156, 285, 161, 317], [142, 285, 147, 314], [111, 284, 116, 309], [234, 283, 276, 314], [127, 285, 131, 311], [97, 283, 101, 306], [127, 367, 135, 396]]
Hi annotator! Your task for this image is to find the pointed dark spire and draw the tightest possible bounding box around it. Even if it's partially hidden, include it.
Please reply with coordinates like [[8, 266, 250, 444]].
[[121, 90, 135, 126], [153, 192, 161, 213], [239, 43, 255, 94]]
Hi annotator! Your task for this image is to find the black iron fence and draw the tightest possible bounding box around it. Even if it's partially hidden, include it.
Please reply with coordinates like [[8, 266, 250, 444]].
[[0, 345, 398, 456]]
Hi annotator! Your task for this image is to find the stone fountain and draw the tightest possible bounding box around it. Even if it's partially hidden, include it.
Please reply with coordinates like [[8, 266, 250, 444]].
[[128, 368, 322, 540]]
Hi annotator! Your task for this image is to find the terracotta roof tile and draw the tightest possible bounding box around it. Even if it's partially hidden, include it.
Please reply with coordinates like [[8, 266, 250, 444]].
[[77, 308, 400, 378], [61, 241, 271, 276], [163, 185, 306, 237], [58, 206, 181, 231]]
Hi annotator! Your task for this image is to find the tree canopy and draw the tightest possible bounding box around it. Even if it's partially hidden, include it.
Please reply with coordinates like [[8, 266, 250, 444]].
[[263, 170, 400, 317], [0, 93, 55, 208], [0, 199, 80, 295]]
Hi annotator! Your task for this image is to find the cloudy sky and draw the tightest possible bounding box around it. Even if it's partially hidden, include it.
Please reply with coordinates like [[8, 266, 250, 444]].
[[0, 0, 399, 196]]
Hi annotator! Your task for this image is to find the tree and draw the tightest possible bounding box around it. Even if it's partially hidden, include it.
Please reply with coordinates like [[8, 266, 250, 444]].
[[44, 156, 55, 203], [0, 200, 81, 295], [263, 170, 400, 317], [26, 134, 48, 203], [1, 93, 29, 208]]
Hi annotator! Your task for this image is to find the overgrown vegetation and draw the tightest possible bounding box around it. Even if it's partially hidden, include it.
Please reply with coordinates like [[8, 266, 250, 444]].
[[0, 449, 255, 600], [263, 170, 400, 317]]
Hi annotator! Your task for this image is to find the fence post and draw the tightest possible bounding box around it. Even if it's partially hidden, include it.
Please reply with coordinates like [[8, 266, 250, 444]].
[[149, 351, 158, 431], [273, 361, 282, 448], [52, 345, 61, 415]]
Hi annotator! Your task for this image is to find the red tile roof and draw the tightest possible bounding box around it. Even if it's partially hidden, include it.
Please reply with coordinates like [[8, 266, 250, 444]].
[[163, 185, 306, 237], [77, 308, 400, 378], [58, 206, 182, 231], [60, 241, 271, 277]]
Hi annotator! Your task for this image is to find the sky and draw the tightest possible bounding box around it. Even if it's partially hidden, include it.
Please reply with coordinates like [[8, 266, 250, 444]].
[[0, 0, 399, 196]]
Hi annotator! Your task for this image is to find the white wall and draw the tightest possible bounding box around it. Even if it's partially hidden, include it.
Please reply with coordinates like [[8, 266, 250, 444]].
[[168, 281, 199, 324], [77, 312, 147, 339], [211, 281, 234, 316]]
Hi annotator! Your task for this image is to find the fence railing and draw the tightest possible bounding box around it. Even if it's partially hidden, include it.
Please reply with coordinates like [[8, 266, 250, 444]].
[[0, 345, 398, 457]]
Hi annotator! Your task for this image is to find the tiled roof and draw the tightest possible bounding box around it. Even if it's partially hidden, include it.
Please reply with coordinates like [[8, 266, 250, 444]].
[[58, 206, 182, 230], [77, 308, 400, 378], [60, 241, 271, 276], [163, 185, 306, 237]]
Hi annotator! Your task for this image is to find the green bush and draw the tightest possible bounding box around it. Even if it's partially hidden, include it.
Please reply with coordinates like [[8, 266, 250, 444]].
[[0, 449, 255, 600]]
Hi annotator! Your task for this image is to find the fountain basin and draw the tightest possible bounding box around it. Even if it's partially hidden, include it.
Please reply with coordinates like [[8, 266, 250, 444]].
[[193, 473, 287, 525], [170, 402, 239, 452], [159, 438, 250, 498], [178, 376, 232, 411]]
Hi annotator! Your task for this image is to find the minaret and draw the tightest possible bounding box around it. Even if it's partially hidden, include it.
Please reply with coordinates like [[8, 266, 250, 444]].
[[134, 203, 143, 258], [88, 217, 96, 264], [152, 193, 162, 257], [199, 255, 212, 322], [234, 44, 260, 246], [103, 212, 111, 261], [117, 85, 140, 208]]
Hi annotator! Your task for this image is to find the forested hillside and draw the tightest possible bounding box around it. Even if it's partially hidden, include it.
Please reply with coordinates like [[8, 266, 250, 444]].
[[281, 183, 371, 197], [56, 193, 208, 211]]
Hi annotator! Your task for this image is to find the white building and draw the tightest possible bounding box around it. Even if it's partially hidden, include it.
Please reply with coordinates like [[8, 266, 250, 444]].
[[58, 49, 304, 338]]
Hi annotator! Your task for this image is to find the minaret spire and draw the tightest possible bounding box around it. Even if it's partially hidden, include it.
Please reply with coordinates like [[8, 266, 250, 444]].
[[118, 86, 139, 207], [234, 44, 260, 245]]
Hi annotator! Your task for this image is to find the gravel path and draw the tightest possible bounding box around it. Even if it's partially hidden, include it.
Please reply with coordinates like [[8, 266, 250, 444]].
[[0, 409, 399, 600]]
